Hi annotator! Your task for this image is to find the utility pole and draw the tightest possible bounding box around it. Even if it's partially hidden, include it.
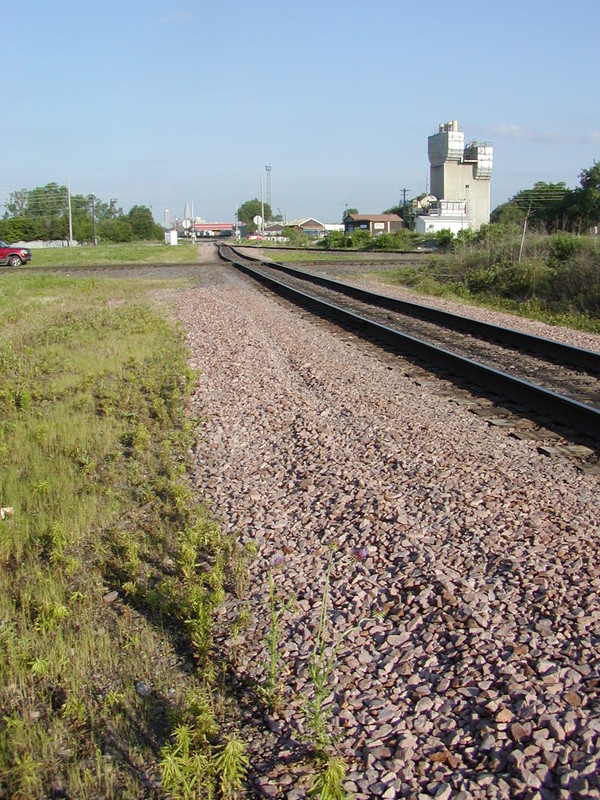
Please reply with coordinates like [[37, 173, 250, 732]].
[[67, 177, 73, 246], [91, 193, 97, 246], [265, 165, 272, 219], [400, 188, 409, 221], [519, 202, 532, 264], [260, 173, 265, 236]]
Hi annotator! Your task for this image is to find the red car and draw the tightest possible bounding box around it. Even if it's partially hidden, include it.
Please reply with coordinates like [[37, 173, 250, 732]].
[[0, 240, 32, 267]]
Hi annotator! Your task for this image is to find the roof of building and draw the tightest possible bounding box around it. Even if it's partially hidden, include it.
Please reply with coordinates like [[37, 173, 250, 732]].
[[286, 218, 325, 228], [191, 222, 235, 230], [345, 214, 403, 222]]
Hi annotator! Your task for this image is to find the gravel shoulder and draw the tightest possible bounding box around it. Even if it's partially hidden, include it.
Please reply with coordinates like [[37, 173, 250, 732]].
[[171, 260, 600, 799]]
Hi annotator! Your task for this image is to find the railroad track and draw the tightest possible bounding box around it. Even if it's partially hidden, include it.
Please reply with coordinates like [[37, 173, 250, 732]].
[[217, 244, 600, 450]]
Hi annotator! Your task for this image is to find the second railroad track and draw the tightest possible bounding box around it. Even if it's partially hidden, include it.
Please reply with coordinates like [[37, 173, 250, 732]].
[[217, 244, 600, 448]]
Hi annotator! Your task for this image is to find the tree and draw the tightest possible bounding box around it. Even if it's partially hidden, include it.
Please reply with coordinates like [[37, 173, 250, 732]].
[[98, 218, 133, 242], [343, 207, 358, 222], [489, 201, 527, 227], [237, 199, 272, 233], [128, 205, 162, 240], [94, 197, 122, 220], [574, 161, 600, 229], [27, 183, 68, 218], [491, 182, 573, 232], [4, 189, 28, 218]]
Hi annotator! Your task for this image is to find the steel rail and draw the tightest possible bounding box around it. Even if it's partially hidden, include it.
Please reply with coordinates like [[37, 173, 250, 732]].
[[227, 245, 600, 373], [218, 244, 600, 443]]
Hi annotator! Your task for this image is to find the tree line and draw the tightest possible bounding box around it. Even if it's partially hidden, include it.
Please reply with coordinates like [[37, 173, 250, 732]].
[[490, 162, 600, 233], [0, 183, 163, 243]]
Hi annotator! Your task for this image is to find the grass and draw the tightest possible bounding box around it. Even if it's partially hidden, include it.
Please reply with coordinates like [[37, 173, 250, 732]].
[[24, 240, 202, 267], [374, 261, 600, 334], [0, 271, 245, 798]]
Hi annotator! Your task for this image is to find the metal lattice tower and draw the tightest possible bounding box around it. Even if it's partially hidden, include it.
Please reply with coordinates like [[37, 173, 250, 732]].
[[265, 165, 272, 216]]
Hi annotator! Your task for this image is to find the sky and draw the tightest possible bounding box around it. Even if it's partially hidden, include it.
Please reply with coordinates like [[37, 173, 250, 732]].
[[2, 0, 600, 224]]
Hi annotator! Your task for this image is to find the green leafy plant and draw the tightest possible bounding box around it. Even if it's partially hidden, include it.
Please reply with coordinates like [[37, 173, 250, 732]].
[[305, 552, 370, 799], [160, 723, 213, 800], [262, 562, 293, 712], [214, 737, 249, 800], [308, 754, 347, 800]]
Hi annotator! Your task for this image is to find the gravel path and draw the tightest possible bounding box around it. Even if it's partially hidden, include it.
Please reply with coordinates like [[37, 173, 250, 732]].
[[172, 253, 600, 799]]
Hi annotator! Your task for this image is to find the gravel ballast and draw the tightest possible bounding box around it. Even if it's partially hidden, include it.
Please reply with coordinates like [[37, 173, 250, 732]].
[[173, 256, 600, 799]]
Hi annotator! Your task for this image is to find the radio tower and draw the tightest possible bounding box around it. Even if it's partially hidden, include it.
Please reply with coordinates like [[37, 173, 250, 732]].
[[265, 164, 272, 219]]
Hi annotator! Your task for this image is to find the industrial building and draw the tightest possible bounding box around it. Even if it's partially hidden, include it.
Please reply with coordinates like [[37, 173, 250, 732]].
[[344, 213, 404, 237], [416, 120, 493, 234]]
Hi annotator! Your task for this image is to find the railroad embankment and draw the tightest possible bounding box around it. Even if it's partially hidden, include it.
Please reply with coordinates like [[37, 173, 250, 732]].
[[176, 266, 600, 799]]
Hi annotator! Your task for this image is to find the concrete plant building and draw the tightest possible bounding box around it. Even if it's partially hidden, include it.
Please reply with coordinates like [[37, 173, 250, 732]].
[[416, 120, 493, 234]]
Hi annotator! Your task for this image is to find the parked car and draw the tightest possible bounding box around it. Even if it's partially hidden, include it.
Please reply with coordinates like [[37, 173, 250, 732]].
[[0, 240, 32, 267]]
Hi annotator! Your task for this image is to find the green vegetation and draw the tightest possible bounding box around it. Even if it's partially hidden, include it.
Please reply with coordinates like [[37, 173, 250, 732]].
[[308, 755, 347, 800], [236, 199, 272, 234], [27, 241, 201, 268], [263, 567, 286, 712], [315, 228, 422, 252], [1, 183, 164, 243], [377, 226, 600, 332], [491, 162, 600, 233], [0, 273, 245, 798]]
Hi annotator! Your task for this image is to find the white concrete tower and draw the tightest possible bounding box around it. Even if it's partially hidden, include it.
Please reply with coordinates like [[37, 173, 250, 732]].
[[427, 120, 493, 231]]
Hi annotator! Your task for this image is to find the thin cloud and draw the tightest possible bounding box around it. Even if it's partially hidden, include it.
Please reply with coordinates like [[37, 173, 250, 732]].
[[486, 125, 600, 146]]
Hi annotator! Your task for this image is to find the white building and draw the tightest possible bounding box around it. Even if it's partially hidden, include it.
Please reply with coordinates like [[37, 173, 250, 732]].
[[415, 200, 469, 235]]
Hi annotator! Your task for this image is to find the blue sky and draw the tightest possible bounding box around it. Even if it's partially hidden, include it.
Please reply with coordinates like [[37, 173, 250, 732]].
[[3, 0, 599, 223]]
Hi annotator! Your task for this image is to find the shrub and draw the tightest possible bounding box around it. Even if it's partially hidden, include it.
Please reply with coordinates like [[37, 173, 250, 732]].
[[373, 233, 396, 250], [435, 228, 455, 249], [321, 230, 350, 249], [549, 232, 582, 263], [351, 229, 372, 249]]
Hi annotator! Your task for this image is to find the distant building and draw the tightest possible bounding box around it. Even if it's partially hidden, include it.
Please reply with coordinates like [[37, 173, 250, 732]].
[[416, 120, 493, 233], [344, 213, 404, 237], [264, 222, 286, 240], [190, 221, 236, 237], [164, 209, 171, 228], [287, 218, 327, 237], [414, 200, 469, 235], [265, 220, 343, 241]]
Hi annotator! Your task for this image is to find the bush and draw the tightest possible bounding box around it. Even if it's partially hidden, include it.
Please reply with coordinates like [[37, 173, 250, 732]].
[[351, 229, 372, 249], [465, 259, 540, 300], [549, 232, 582, 263], [435, 229, 455, 249], [373, 233, 396, 250], [455, 228, 475, 247], [321, 230, 350, 249]]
